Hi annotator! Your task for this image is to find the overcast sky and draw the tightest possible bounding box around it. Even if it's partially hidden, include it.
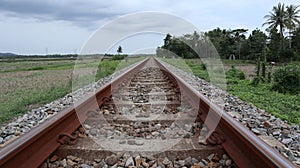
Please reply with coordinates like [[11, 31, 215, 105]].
[[0, 0, 299, 55]]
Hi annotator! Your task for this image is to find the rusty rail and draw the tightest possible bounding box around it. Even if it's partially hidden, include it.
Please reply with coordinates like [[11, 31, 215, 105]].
[[154, 57, 296, 168], [0, 57, 296, 168], [0, 58, 149, 168]]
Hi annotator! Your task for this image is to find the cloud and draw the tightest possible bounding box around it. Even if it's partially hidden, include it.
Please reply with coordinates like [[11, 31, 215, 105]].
[[0, 0, 126, 29], [1, 0, 299, 30], [1, 0, 299, 54], [81, 12, 200, 54], [0, 0, 211, 30]]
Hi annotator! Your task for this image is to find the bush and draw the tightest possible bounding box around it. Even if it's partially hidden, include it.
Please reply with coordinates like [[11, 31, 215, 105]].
[[272, 65, 300, 94], [200, 63, 206, 70], [225, 66, 245, 85], [112, 54, 127, 60], [251, 76, 260, 86], [226, 66, 246, 80]]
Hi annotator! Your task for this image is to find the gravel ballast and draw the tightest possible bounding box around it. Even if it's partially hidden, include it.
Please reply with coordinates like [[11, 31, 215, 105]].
[[0, 59, 146, 145], [158, 59, 300, 166], [0, 58, 299, 166]]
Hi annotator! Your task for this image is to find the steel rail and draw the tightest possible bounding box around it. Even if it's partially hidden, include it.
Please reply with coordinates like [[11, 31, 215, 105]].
[[0, 57, 296, 168], [0, 58, 149, 168], [154, 57, 296, 168]]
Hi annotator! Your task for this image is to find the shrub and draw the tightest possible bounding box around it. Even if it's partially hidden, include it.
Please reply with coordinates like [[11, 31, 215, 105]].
[[251, 76, 260, 86], [272, 65, 300, 94], [267, 71, 272, 83], [226, 66, 246, 80], [112, 54, 127, 60], [200, 63, 206, 70], [225, 66, 245, 85]]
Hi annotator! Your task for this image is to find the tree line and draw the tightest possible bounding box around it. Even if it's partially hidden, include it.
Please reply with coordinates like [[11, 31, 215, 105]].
[[157, 3, 300, 62]]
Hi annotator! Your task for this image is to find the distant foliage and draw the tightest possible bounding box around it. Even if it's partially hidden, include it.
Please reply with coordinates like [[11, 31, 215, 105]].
[[157, 32, 201, 59], [279, 49, 295, 62], [272, 65, 300, 94], [112, 54, 127, 60]]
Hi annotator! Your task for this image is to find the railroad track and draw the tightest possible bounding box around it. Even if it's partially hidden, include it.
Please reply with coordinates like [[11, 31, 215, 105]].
[[0, 57, 296, 168]]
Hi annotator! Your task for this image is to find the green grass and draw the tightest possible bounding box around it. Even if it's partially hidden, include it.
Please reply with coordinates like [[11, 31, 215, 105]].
[[0, 56, 146, 124], [185, 60, 209, 81], [0, 83, 72, 123], [116, 56, 147, 70], [227, 80, 300, 125], [95, 57, 147, 80], [0, 62, 75, 73], [160, 57, 300, 125], [0, 58, 76, 63], [96, 60, 121, 80]]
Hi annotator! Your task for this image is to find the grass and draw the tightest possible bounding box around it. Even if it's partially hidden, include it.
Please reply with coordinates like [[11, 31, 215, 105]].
[[0, 62, 75, 73], [96, 60, 121, 80], [0, 56, 146, 124], [227, 80, 300, 125], [0, 84, 72, 123], [95, 56, 147, 81], [160, 57, 300, 125], [185, 60, 209, 81], [73, 57, 146, 90]]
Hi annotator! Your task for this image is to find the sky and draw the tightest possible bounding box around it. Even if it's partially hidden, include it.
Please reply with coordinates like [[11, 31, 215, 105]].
[[0, 0, 299, 55]]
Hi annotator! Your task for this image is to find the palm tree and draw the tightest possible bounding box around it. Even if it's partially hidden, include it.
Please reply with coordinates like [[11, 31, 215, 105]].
[[286, 5, 300, 48], [263, 3, 287, 50]]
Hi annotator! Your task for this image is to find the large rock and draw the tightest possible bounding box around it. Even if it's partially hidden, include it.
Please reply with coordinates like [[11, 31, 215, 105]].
[[125, 157, 135, 167], [105, 155, 118, 166]]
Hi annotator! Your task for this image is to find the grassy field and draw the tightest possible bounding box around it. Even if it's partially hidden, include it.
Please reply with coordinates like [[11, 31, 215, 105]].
[[161, 57, 300, 125], [2, 56, 298, 125], [0, 56, 145, 124]]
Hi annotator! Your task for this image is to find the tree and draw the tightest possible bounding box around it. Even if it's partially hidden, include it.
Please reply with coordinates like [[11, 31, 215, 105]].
[[163, 34, 172, 50], [159, 32, 201, 59], [291, 26, 300, 61], [205, 28, 234, 59], [192, 31, 200, 49], [205, 28, 250, 59], [117, 46, 122, 54], [263, 3, 287, 50], [248, 29, 267, 61], [285, 5, 300, 48], [292, 26, 300, 57], [268, 29, 281, 62], [231, 29, 248, 59]]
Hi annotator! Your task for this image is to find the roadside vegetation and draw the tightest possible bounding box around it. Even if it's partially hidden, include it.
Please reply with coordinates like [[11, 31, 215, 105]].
[[1, 2, 299, 126], [0, 56, 145, 124], [157, 2, 300, 125], [161, 58, 300, 125]]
